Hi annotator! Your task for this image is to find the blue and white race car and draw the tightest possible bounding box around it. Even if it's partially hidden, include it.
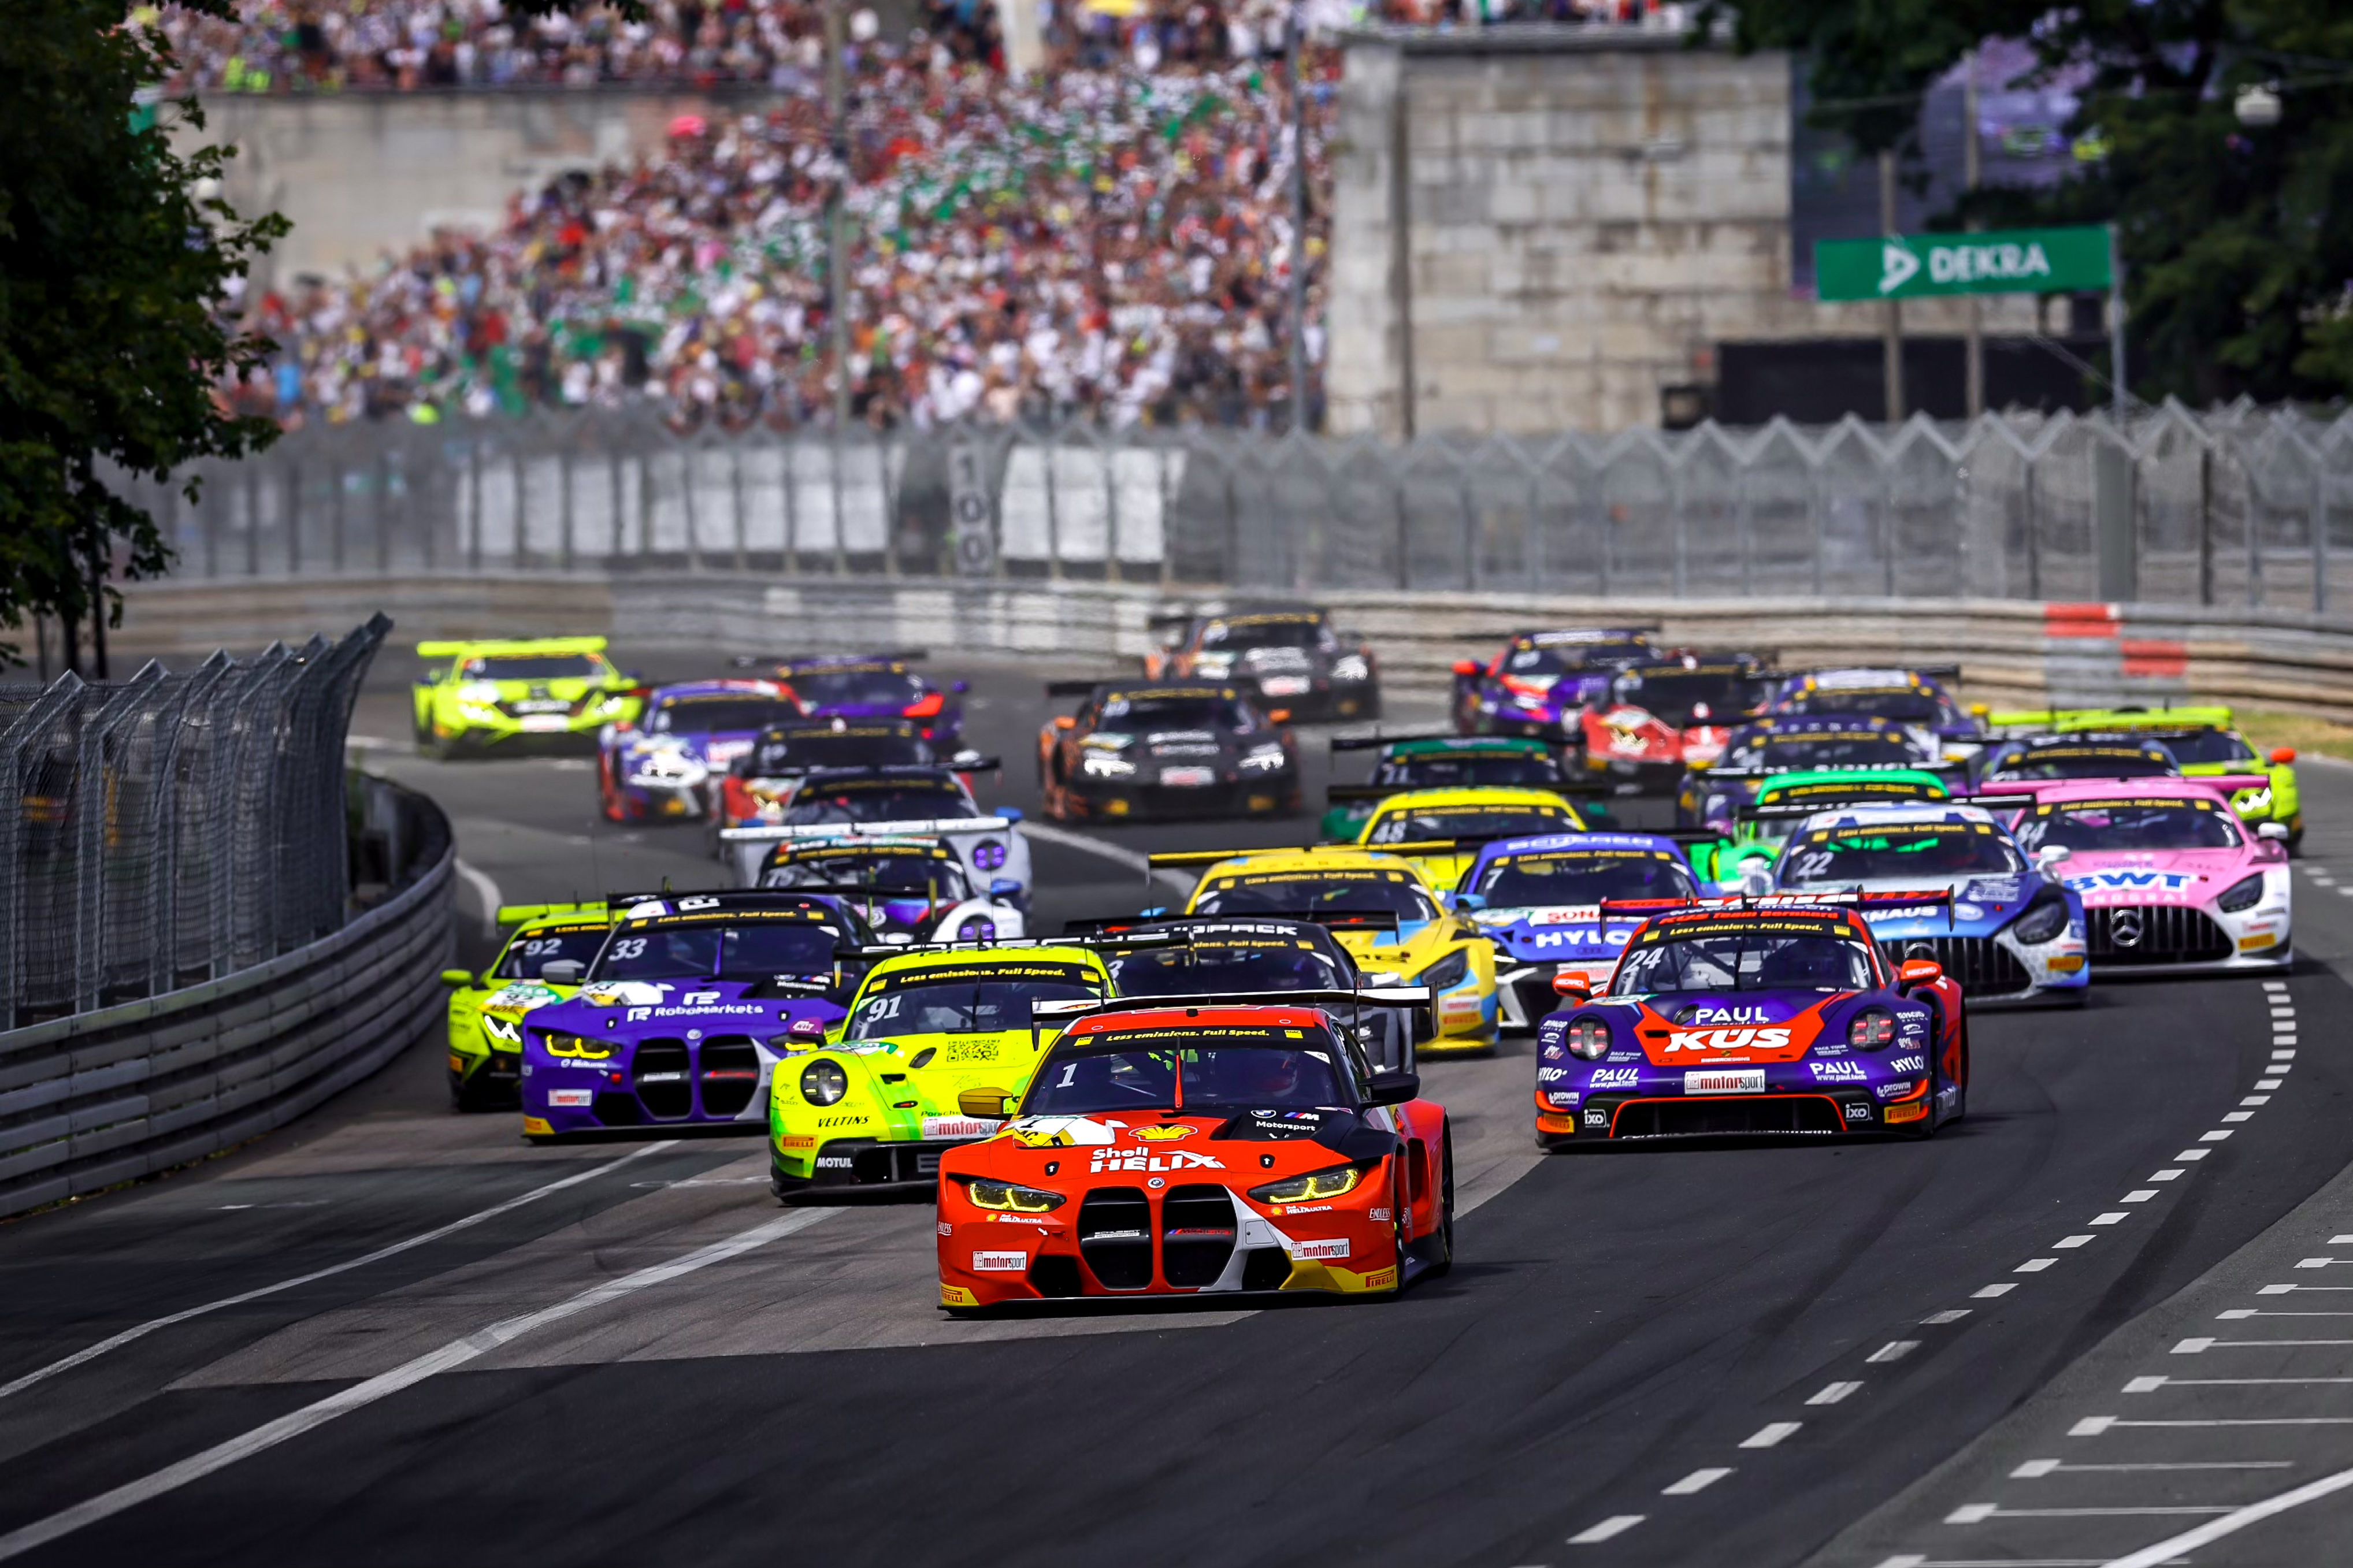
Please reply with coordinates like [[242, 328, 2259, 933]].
[[1765, 801, 2088, 1005], [599, 679, 800, 823], [1451, 831, 1702, 1030], [1760, 666, 1985, 763]]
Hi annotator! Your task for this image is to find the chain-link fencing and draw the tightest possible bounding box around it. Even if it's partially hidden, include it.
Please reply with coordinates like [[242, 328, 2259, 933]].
[[121, 402, 2353, 610], [0, 615, 387, 1028]]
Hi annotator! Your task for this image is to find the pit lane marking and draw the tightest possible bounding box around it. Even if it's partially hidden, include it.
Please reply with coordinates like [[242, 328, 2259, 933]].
[[0, 1140, 678, 1403], [0, 1205, 831, 1561]]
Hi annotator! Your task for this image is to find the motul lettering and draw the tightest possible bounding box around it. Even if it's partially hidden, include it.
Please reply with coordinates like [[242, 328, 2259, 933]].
[[1667, 1027, 1793, 1053]]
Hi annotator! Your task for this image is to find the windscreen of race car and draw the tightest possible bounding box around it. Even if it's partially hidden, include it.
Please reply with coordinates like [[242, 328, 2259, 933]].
[[1193, 868, 1442, 921], [2011, 796, 2243, 852], [1203, 615, 1331, 651], [1615, 915, 1878, 993], [1986, 744, 2176, 781], [494, 925, 607, 979], [1097, 692, 1263, 734], [760, 846, 971, 898], [782, 775, 974, 824], [461, 653, 611, 681], [2156, 730, 2261, 765], [742, 722, 933, 775], [1779, 820, 2027, 883], [1107, 935, 1349, 994], [1367, 802, 1575, 843], [1611, 667, 1760, 725], [785, 668, 929, 707], [647, 694, 798, 734], [1029, 1025, 1351, 1113], [1471, 846, 1697, 904], [1781, 686, 1947, 723], [1724, 727, 1927, 769], [845, 961, 1101, 1039], [1374, 752, 1561, 789], [592, 908, 852, 982]]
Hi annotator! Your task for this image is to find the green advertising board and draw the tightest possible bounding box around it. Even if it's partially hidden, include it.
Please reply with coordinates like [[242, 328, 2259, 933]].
[[1815, 224, 2113, 303]]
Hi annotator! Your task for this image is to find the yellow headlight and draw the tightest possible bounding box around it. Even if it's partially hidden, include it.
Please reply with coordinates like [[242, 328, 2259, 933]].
[[1249, 1164, 1364, 1205], [963, 1178, 1066, 1213], [543, 1033, 617, 1060]]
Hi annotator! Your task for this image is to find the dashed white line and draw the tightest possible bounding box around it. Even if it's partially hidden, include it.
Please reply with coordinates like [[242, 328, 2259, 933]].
[[2018, 1258, 2058, 1273], [2125, 1376, 2167, 1392], [2199, 1129, 2235, 1142], [2222, 1111, 2256, 1123], [1661, 1467, 1732, 1496], [1567, 1515, 1645, 1545], [2151, 1169, 2186, 1181], [2056, 1236, 2095, 1249], [1739, 1422, 1803, 1448], [2256, 1079, 2285, 1090], [1922, 1309, 1972, 1325], [2173, 1338, 2217, 1354], [1808, 1381, 1864, 1406], [2177, 1149, 2213, 1162], [1868, 1340, 1921, 1363], [1974, 1283, 2018, 1299], [2122, 1190, 2159, 1203]]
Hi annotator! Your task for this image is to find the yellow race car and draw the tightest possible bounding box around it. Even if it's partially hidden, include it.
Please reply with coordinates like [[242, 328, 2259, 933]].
[[1148, 844, 1500, 1054], [439, 900, 618, 1109], [1352, 785, 1587, 889]]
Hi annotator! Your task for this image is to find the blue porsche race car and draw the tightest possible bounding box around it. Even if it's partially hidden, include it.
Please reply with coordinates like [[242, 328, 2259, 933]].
[[598, 679, 800, 823], [1532, 894, 1970, 1145], [519, 891, 877, 1139], [1450, 831, 1702, 1030], [1764, 801, 2088, 1005], [1452, 627, 1660, 743], [737, 653, 967, 749]]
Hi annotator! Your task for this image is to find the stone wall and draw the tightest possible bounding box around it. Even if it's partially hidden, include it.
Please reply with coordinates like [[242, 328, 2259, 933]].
[[1326, 28, 2037, 437]]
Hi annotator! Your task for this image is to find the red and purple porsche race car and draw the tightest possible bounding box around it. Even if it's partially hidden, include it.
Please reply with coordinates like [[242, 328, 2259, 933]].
[[935, 991, 1449, 1311], [1533, 894, 1969, 1144], [597, 679, 799, 822]]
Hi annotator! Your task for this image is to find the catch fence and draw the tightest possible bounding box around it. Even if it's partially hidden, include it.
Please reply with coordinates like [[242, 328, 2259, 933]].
[[0, 616, 387, 1027], [127, 403, 2353, 610]]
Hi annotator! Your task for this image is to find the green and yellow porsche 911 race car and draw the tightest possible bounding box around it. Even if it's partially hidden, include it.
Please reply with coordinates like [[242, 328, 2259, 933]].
[[411, 637, 643, 759], [1987, 706, 2300, 849], [767, 942, 1118, 1199], [440, 901, 617, 1109]]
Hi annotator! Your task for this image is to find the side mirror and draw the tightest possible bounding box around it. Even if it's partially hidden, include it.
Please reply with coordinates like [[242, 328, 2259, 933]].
[[2272, 746, 2298, 765], [2258, 821, 2289, 841], [957, 1087, 1016, 1119], [1453, 891, 1487, 912], [1267, 708, 1292, 724], [1452, 659, 1481, 678], [440, 968, 476, 989], [1551, 973, 1591, 1005], [883, 932, 915, 946], [540, 960, 584, 986], [1738, 864, 1774, 897], [989, 878, 1022, 898], [951, 679, 970, 694], [1969, 703, 1990, 718], [998, 807, 1024, 823], [1366, 1068, 1420, 1107], [2033, 845, 2072, 868], [1899, 958, 1943, 988], [1053, 715, 1077, 730]]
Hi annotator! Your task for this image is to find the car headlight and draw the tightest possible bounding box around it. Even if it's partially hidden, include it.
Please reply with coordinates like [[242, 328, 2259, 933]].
[[957, 916, 997, 941], [2236, 786, 2273, 815], [1332, 654, 1370, 682], [1565, 1016, 1612, 1060], [2007, 885, 2072, 946], [2217, 872, 2266, 913], [1192, 653, 1235, 676], [1846, 1009, 1895, 1051], [960, 1177, 1066, 1213], [800, 1060, 849, 1105], [1249, 1164, 1365, 1205], [457, 682, 500, 703], [1417, 949, 1471, 991], [1081, 753, 1137, 779], [1239, 744, 1289, 772], [540, 1031, 618, 1060]]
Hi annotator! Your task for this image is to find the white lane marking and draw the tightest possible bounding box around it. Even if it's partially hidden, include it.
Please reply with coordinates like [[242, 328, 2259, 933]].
[[2173, 1338, 2215, 1354], [1868, 1340, 1921, 1363], [2219, 1309, 2257, 1319], [2333, 1235, 2353, 1245], [2177, 1149, 2213, 1161], [2092, 1213, 2130, 1225], [2222, 1111, 2256, 1123], [2099, 1464, 2353, 1568], [1808, 1381, 1863, 1405], [1662, 1467, 1732, 1495], [2100, 1417, 2353, 1429], [2151, 1169, 2185, 1181], [2071, 1416, 2117, 1436], [1970, 1506, 2235, 1519], [1945, 1503, 1997, 1524], [2123, 1190, 2159, 1202], [0, 1206, 829, 1562], [2256, 1079, 2284, 1090], [2185, 1337, 2353, 1349], [0, 1142, 678, 1402], [2273, 1049, 2299, 1059], [2035, 1461, 2292, 1474], [1923, 1309, 1972, 1325], [2296, 1257, 2343, 1269], [1975, 1283, 2018, 1298], [1016, 819, 1197, 894], [2199, 1130, 2235, 1142], [2263, 978, 2292, 987], [1567, 1515, 1644, 1544], [2018, 1258, 2058, 1273], [2125, 1376, 2166, 1392], [452, 858, 503, 934], [1740, 1422, 1802, 1448], [2159, 1376, 2353, 1385], [2013, 1458, 2063, 1477], [2057, 1236, 2095, 1249], [2243, 1095, 2273, 1106]]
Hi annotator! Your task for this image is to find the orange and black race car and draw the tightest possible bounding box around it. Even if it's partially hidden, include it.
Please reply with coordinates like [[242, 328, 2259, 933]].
[[935, 991, 1449, 1311], [1143, 604, 1380, 722], [1533, 894, 1969, 1143]]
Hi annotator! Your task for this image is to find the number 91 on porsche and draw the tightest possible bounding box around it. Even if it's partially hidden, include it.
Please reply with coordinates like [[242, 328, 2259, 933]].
[[935, 990, 1452, 1313]]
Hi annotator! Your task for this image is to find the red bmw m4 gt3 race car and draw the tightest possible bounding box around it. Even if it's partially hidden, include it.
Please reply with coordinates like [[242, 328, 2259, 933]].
[[935, 992, 1450, 1311]]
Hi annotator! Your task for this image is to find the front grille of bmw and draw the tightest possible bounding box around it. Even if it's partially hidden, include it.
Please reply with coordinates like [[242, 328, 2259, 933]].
[[623, 1036, 762, 1120], [2085, 905, 2234, 966], [1875, 936, 2030, 998], [1069, 1186, 1271, 1292]]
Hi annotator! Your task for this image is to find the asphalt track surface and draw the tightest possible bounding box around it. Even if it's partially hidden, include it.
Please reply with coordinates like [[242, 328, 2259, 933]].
[[5, 653, 2353, 1567]]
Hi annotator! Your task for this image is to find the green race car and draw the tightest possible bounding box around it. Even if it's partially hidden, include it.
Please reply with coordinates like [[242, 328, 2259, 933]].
[[768, 942, 1116, 1199], [1320, 730, 1601, 841], [1680, 768, 1957, 888], [1987, 706, 2300, 848], [439, 901, 617, 1109], [411, 637, 643, 758]]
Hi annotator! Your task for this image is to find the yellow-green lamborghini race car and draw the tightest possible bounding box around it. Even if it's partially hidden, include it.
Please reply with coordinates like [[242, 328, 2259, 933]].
[[440, 901, 617, 1109], [1987, 705, 2301, 849], [1150, 845, 1501, 1054], [411, 637, 643, 759], [767, 942, 1118, 1198]]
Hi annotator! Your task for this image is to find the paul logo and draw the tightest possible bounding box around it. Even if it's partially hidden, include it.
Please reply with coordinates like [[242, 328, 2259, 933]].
[[1686, 1004, 1772, 1025]]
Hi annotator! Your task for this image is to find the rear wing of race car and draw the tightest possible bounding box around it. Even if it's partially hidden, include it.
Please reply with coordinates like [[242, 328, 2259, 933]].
[[1032, 986, 1432, 1023], [837, 928, 1192, 960], [1327, 727, 1474, 753], [1985, 704, 2235, 737], [493, 899, 615, 926], [1322, 778, 1620, 805], [730, 651, 929, 669], [1778, 664, 1962, 683], [417, 636, 609, 657], [1598, 889, 1956, 926], [1732, 794, 1958, 824], [721, 815, 1021, 846]]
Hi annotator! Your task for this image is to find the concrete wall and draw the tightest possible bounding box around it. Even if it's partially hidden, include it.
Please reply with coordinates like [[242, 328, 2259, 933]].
[[1326, 30, 2036, 437], [179, 90, 766, 284]]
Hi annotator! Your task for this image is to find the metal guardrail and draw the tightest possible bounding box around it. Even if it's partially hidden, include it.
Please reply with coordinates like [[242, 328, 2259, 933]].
[[0, 772, 452, 1221], [0, 616, 388, 1028], [121, 401, 2353, 609]]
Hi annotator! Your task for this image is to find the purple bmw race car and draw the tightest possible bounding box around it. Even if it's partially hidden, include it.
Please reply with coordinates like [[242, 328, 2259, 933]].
[[736, 652, 968, 749], [598, 679, 800, 823], [1452, 628, 1661, 744], [519, 891, 878, 1140]]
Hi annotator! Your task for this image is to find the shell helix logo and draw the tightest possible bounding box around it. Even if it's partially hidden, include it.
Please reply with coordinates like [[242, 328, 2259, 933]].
[[1129, 1124, 1197, 1143], [1089, 1149, 1226, 1173]]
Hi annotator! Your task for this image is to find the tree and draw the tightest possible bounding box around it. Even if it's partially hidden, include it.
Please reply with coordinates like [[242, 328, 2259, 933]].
[[1705, 0, 2353, 406], [0, 0, 285, 673]]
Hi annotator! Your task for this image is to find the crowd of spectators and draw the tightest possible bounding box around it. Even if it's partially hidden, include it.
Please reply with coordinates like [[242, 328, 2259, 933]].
[[219, 52, 1335, 429]]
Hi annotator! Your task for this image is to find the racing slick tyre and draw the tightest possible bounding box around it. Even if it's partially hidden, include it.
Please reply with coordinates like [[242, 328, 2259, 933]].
[[1420, 1131, 1456, 1279]]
